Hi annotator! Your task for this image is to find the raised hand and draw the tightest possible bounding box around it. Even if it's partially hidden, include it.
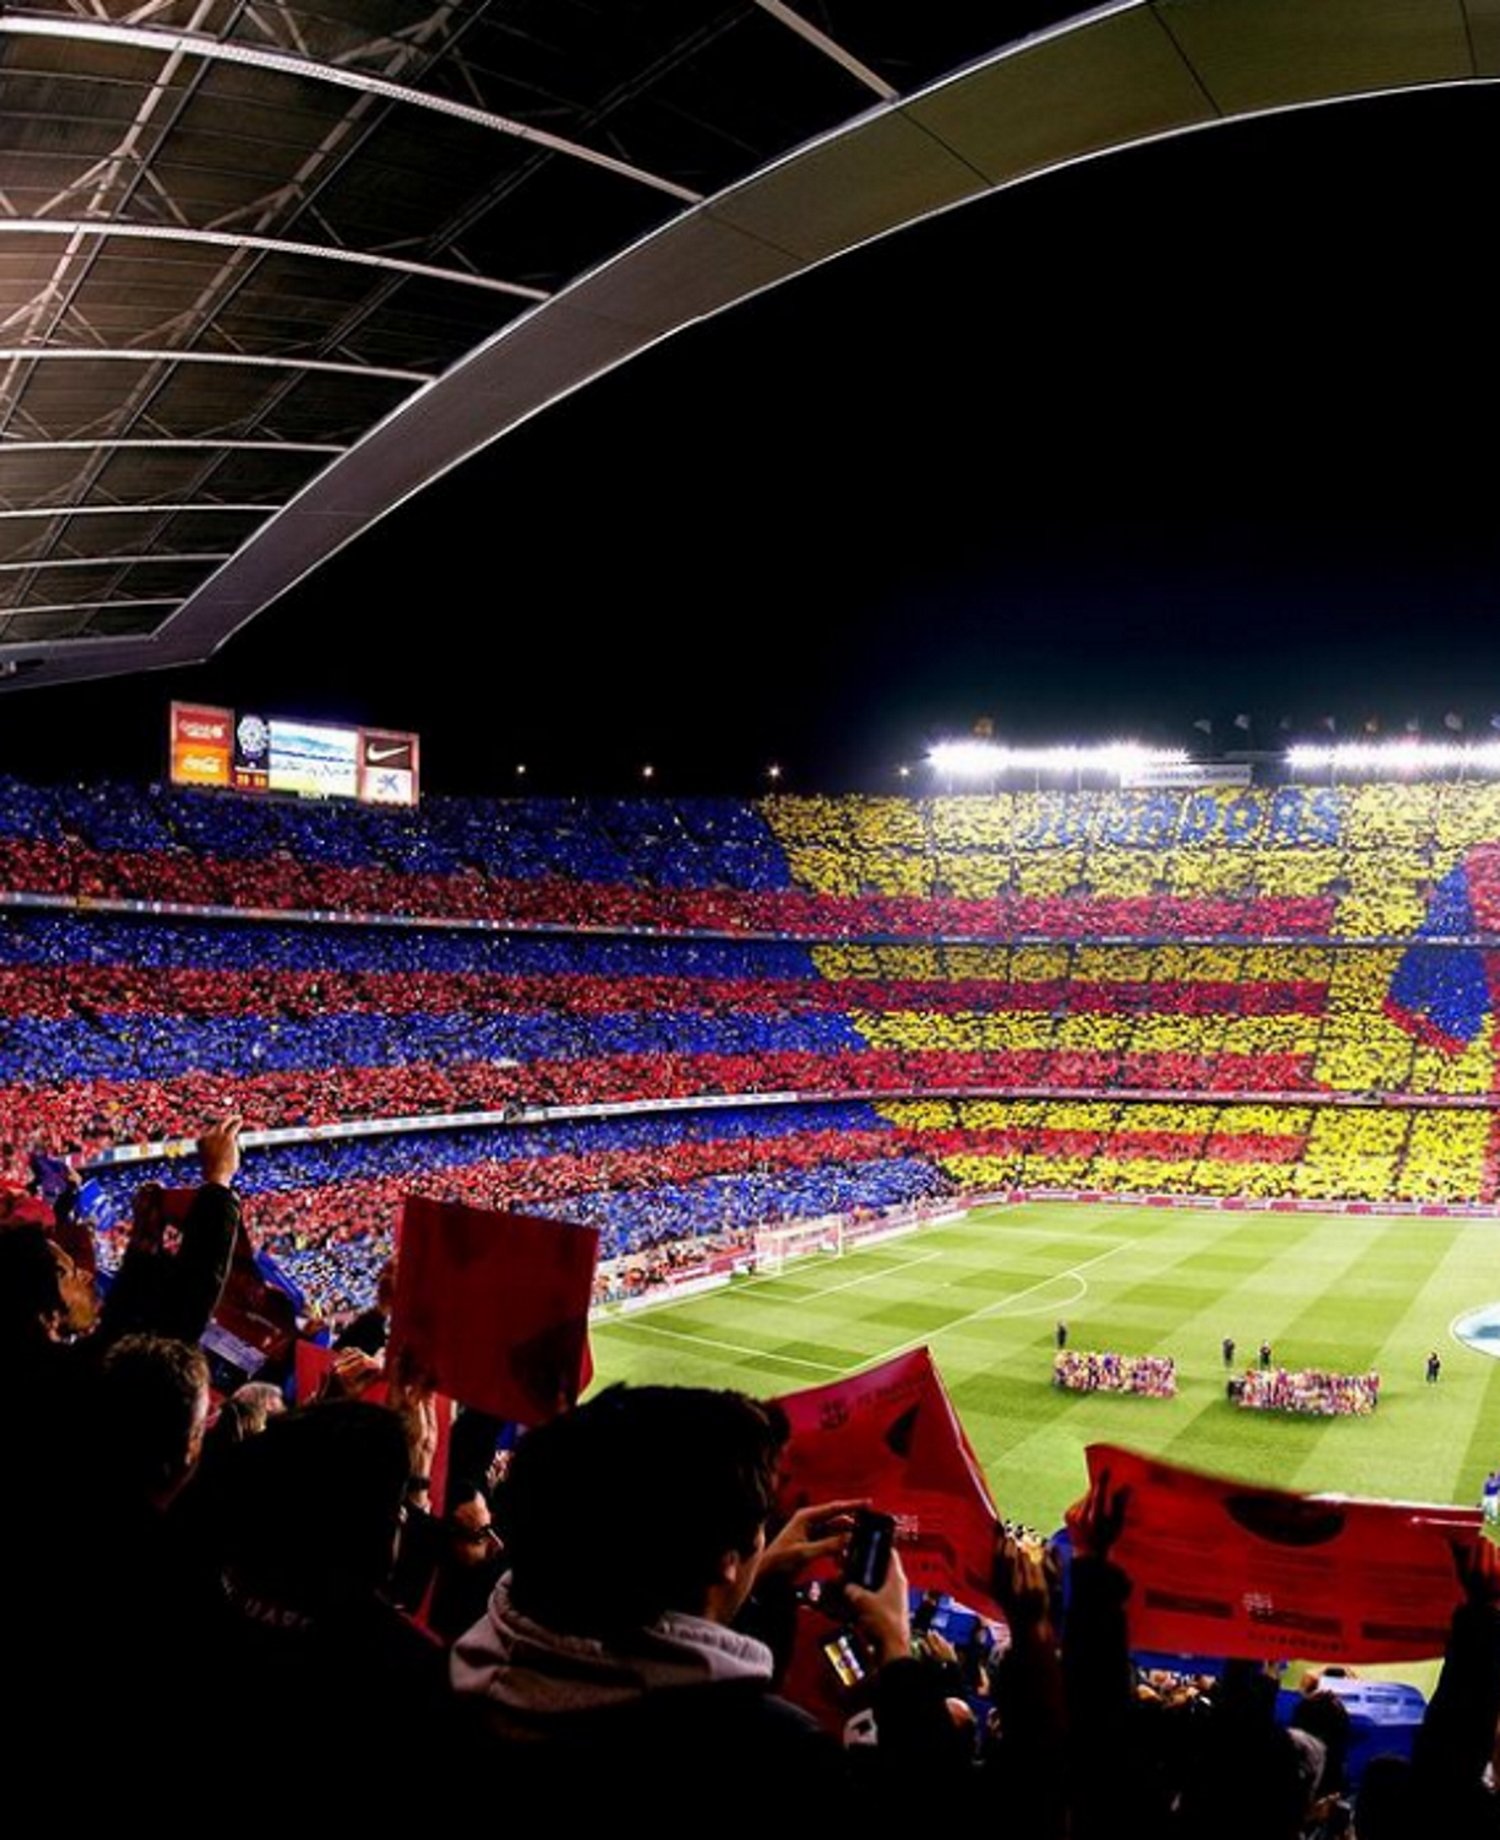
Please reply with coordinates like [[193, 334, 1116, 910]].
[[1065, 1468, 1130, 1562], [198, 1115, 243, 1188], [756, 1498, 866, 1581]]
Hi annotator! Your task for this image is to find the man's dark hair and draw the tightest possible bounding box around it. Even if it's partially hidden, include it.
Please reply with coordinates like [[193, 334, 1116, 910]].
[[1290, 1688, 1352, 1795], [1354, 1755, 1415, 1840], [496, 1384, 784, 1636], [0, 1223, 64, 1347], [217, 1399, 410, 1610], [99, 1334, 210, 1501]]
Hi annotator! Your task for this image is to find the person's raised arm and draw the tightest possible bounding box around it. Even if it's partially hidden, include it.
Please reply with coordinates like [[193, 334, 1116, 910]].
[[101, 1117, 242, 1346], [158, 1116, 242, 1340], [1411, 1535, 1500, 1823], [1062, 1469, 1138, 1840], [987, 1527, 1068, 1840]]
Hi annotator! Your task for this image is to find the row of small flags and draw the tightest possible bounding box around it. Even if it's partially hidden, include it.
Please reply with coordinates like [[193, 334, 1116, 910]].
[[1192, 713, 1500, 736]]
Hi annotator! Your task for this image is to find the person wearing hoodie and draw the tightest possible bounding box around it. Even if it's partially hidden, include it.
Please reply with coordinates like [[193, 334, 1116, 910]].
[[450, 1383, 966, 1816]]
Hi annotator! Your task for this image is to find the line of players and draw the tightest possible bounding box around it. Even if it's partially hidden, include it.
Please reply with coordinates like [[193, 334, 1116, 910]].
[[1053, 1320, 1442, 1383]]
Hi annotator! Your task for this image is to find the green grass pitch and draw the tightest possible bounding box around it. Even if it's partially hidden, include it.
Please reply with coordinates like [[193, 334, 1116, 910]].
[[589, 1202, 1500, 1535]]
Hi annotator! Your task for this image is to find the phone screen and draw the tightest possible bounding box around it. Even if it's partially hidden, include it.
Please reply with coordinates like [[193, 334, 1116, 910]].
[[822, 1631, 868, 1689], [844, 1507, 896, 1592]]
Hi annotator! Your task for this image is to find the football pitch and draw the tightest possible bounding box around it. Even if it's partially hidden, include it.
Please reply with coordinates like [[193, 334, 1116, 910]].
[[590, 1203, 1500, 1535]]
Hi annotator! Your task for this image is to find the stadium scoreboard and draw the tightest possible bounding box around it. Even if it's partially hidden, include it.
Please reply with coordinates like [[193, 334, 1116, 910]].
[[169, 703, 420, 807]]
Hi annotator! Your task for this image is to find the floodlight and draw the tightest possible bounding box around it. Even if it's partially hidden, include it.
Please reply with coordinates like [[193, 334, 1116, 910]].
[[1287, 741, 1500, 773]]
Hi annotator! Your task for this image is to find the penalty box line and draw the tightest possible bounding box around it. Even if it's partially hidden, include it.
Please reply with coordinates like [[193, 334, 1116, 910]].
[[593, 1247, 949, 1376], [597, 1314, 846, 1375], [596, 1232, 1136, 1382], [871, 1238, 1137, 1368]]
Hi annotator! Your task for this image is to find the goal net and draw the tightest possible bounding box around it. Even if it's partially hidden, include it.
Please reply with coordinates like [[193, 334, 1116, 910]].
[[752, 1217, 845, 1275]]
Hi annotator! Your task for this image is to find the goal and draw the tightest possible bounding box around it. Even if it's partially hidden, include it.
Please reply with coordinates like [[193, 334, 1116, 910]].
[[752, 1217, 845, 1275]]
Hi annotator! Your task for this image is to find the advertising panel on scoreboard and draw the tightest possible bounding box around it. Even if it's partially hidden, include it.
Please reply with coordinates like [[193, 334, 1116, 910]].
[[169, 702, 233, 788], [268, 718, 359, 799], [358, 729, 420, 807], [170, 706, 419, 805]]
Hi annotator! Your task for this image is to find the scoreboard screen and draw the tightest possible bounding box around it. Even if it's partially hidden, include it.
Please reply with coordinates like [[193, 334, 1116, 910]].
[[170, 703, 419, 806]]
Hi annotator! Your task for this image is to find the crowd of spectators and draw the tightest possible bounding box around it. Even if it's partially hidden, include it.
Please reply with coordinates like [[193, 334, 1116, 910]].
[[3, 777, 1499, 1838], [594, 1227, 754, 1303], [1234, 1369, 1383, 1416], [252, 1155, 942, 1317], [96, 1101, 897, 1204], [6, 775, 1500, 1319], [8, 1119, 1500, 1832], [5, 775, 1499, 941], [880, 1099, 1500, 1206], [64, 1099, 953, 1317], [1053, 1351, 1177, 1397]]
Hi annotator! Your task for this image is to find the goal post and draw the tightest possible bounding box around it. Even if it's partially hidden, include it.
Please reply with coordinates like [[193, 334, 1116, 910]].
[[752, 1216, 845, 1275]]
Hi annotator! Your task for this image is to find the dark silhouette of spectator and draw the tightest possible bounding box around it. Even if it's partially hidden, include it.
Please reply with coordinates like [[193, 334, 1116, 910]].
[[206, 1398, 454, 1811], [452, 1383, 960, 1813], [335, 1255, 397, 1355]]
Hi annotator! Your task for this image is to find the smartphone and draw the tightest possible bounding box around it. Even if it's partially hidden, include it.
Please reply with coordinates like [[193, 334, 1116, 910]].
[[822, 1630, 870, 1689], [843, 1507, 896, 1592]]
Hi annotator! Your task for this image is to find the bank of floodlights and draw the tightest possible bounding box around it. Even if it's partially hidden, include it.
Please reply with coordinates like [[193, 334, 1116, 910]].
[[927, 740, 1189, 780], [1286, 741, 1500, 774]]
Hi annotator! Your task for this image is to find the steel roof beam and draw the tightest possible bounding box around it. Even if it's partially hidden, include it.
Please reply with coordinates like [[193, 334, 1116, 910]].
[[0, 347, 433, 383], [0, 438, 344, 453], [0, 552, 230, 572], [0, 16, 704, 203], [15, 2, 485, 555], [752, 2, 899, 100], [0, 219, 548, 302], [0, 502, 275, 519], [0, 598, 179, 617]]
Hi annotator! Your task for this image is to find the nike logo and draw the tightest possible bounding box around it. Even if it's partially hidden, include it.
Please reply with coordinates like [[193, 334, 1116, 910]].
[[365, 744, 410, 764]]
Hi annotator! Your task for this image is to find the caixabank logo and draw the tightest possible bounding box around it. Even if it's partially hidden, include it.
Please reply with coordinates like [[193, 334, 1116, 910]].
[[359, 728, 419, 806]]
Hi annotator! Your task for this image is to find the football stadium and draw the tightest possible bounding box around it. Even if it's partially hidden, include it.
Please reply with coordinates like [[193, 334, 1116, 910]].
[[7, 1, 1500, 1831]]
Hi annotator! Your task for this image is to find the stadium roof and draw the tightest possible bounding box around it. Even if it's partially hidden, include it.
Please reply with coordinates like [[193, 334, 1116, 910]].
[[0, 0, 1491, 690]]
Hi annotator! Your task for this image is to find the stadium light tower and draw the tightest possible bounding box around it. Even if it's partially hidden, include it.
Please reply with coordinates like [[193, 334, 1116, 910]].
[[928, 740, 1006, 779], [1287, 740, 1500, 775], [926, 739, 1189, 783]]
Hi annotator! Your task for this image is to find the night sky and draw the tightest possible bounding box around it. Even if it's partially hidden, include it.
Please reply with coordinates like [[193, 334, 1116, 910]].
[[5, 82, 1500, 797]]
